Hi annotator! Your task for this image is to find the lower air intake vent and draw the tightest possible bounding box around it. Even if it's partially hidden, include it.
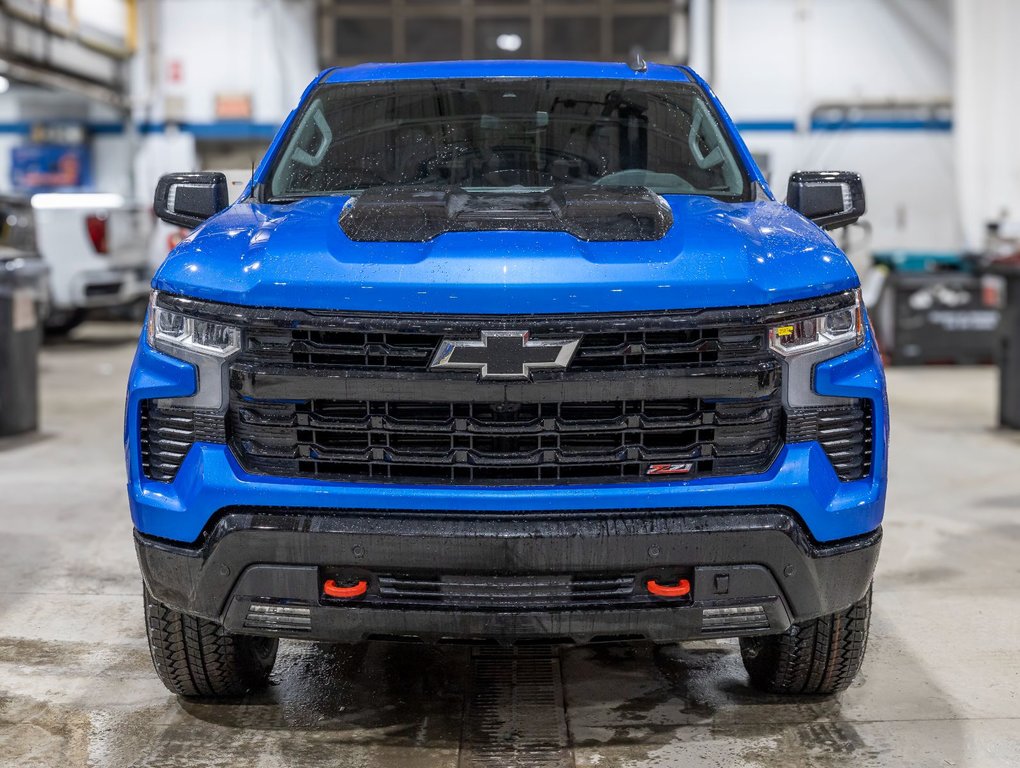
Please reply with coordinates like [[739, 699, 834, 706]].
[[139, 401, 226, 482], [371, 572, 650, 610], [786, 400, 873, 481]]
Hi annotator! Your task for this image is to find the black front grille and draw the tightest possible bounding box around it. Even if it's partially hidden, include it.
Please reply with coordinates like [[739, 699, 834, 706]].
[[230, 394, 783, 484], [289, 329, 443, 369], [242, 325, 765, 372], [140, 402, 226, 482], [574, 327, 761, 369], [225, 305, 785, 484], [136, 295, 845, 486], [786, 400, 874, 481]]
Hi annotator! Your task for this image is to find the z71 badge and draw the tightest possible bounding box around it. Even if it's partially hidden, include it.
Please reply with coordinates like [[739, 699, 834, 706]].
[[646, 463, 694, 476]]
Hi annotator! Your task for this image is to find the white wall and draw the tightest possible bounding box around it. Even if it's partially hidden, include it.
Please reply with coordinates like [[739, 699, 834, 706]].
[[131, 0, 317, 126], [747, 130, 956, 254], [713, 0, 951, 125], [705, 0, 960, 254], [127, 0, 317, 198], [954, 0, 1020, 250]]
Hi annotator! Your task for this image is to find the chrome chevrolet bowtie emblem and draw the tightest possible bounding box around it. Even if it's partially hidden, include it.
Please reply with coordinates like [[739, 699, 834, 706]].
[[430, 331, 580, 380]]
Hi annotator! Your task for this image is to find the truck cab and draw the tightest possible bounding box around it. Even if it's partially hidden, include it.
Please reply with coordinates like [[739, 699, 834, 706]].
[[126, 61, 886, 699]]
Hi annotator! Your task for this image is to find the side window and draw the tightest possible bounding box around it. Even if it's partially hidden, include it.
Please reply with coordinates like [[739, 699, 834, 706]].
[[688, 99, 742, 193], [272, 100, 333, 196]]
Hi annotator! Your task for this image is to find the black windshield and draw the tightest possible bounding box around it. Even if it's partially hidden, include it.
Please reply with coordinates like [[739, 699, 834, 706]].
[[269, 78, 749, 201]]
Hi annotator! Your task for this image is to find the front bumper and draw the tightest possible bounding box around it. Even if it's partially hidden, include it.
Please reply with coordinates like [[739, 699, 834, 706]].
[[136, 507, 881, 644], [68, 266, 149, 309]]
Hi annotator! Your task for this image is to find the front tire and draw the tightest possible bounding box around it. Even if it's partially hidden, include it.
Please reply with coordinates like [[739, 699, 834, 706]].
[[143, 585, 278, 698], [739, 584, 872, 695]]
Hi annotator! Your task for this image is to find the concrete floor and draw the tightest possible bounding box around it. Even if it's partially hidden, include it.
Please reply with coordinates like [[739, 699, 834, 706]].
[[2, 322, 1019, 767]]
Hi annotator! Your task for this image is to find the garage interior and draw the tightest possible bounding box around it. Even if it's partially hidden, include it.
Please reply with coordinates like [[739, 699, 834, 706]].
[[2, 1, 1019, 766]]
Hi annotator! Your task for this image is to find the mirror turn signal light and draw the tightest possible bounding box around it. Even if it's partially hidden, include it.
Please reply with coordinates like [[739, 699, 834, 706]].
[[647, 578, 691, 598], [323, 579, 368, 599]]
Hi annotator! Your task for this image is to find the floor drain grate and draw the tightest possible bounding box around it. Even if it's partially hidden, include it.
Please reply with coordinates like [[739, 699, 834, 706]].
[[459, 645, 573, 768]]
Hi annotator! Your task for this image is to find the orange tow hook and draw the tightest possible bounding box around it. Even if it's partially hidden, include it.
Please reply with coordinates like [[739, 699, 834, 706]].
[[646, 578, 691, 598], [323, 579, 368, 599]]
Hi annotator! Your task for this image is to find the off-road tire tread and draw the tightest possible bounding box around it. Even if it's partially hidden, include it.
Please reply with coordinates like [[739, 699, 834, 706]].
[[740, 585, 871, 695], [144, 585, 277, 698]]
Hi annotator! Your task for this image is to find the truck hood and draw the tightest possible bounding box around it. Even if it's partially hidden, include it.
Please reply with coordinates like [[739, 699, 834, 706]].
[[153, 194, 859, 314]]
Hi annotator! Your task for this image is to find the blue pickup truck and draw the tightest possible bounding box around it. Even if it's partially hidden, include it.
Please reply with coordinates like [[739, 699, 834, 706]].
[[126, 60, 887, 699]]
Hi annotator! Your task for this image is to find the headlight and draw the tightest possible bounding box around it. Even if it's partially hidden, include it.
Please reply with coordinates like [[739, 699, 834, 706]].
[[147, 292, 240, 358], [146, 291, 240, 411], [769, 289, 863, 357]]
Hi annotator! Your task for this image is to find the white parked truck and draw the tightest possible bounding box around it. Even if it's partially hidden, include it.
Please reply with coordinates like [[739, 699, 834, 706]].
[[30, 193, 155, 333]]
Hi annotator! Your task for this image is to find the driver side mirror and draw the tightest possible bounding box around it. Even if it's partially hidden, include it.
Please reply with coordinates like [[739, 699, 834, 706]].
[[787, 171, 865, 230], [154, 172, 229, 228]]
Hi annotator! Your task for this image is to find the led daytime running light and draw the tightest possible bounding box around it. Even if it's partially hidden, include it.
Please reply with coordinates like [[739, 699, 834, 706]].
[[769, 291, 863, 356], [147, 292, 241, 358]]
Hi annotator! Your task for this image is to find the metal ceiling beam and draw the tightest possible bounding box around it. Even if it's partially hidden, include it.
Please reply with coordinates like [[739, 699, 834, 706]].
[[0, 1, 130, 111]]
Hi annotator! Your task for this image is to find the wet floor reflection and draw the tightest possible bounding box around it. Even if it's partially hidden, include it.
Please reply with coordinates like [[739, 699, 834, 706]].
[[0, 625, 973, 768], [150, 635, 961, 768]]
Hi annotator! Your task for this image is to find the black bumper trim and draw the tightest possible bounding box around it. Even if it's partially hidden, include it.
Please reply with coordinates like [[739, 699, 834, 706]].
[[135, 506, 880, 644]]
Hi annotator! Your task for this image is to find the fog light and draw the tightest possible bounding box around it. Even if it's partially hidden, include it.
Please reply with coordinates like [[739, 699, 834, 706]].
[[702, 605, 769, 632], [243, 603, 312, 632]]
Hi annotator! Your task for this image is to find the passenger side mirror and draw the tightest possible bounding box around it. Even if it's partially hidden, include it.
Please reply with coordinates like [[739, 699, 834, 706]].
[[154, 172, 229, 228], [787, 171, 865, 230]]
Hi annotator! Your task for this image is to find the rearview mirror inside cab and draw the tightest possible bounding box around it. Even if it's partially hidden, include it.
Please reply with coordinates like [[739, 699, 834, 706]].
[[787, 171, 865, 230]]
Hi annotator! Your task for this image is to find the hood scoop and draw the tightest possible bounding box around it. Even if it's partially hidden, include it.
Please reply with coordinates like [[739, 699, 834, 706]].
[[338, 185, 673, 243]]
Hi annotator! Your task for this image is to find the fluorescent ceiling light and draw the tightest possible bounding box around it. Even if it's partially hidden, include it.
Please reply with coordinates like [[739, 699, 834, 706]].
[[31, 193, 126, 209], [496, 33, 522, 52]]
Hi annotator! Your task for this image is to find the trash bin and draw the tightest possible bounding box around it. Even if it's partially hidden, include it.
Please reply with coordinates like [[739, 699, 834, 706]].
[[989, 263, 1020, 428], [0, 253, 49, 436]]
